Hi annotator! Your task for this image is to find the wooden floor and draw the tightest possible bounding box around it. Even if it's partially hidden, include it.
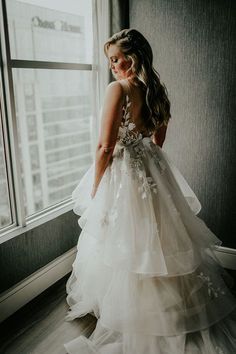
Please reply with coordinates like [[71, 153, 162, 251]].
[[0, 274, 97, 354], [1, 270, 236, 354]]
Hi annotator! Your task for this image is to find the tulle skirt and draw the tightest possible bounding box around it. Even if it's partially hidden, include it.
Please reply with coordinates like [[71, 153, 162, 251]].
[[64, 137, 236, 353]]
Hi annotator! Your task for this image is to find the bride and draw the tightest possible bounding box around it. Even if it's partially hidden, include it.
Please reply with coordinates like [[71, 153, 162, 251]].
[[64, 28, 236, 354]]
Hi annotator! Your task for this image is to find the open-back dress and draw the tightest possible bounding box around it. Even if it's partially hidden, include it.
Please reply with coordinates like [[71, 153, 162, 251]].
[[64, 79, 236, 354]]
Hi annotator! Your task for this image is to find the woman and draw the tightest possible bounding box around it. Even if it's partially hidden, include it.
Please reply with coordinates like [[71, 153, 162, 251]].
[[64, 29, 236, 353]]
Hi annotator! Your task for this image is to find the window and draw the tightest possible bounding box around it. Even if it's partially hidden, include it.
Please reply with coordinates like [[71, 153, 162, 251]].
[[0, 104, 12, 228], [7, 0, 92, 63], [12, 69, 93, 216], [0, 0, 94, 236]]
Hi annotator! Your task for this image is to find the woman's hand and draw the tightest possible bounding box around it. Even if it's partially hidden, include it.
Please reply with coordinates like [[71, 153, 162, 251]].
[[91, 185, 97, 199]]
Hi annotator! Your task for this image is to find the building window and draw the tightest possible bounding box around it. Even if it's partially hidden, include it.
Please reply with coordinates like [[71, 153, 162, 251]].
[[0, 108, 12, 228], [0, 0, 94, 233]]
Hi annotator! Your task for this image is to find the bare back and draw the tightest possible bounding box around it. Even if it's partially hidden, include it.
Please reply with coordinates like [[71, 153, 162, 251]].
[[119, 79, 153, 138]]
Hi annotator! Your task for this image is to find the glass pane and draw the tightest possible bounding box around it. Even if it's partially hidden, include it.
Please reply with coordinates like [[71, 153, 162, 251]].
[[12, 68, 93, 217], [6, 0, 93, 64], [0, 109, 12, 228]]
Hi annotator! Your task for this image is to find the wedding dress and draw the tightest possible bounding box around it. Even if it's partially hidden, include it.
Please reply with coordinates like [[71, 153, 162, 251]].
[[64, 79, 236, 353]]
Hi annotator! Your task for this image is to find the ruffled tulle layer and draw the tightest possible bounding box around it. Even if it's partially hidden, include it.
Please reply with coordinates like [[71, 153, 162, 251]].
[[71, 138, 222, 277], [64, 310, 236, 354], [65, 137, 236, 353], [65, 225, 236, 335]]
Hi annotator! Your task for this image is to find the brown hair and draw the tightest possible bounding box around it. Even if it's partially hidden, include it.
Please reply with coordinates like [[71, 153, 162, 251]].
[[104, 28, 171, 131]]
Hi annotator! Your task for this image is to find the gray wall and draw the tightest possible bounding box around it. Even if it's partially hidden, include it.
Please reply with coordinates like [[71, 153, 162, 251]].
[[0, 212, 80, 293], [130, 0, 236, 248]]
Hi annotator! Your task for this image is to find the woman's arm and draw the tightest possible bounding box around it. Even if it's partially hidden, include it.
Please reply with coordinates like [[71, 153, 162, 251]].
[[91, 81, 124, 198], [152, 122, 168, 148]]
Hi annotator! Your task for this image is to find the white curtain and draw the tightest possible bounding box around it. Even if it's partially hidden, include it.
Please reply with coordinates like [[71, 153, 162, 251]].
[[91, 0, 110, 154]]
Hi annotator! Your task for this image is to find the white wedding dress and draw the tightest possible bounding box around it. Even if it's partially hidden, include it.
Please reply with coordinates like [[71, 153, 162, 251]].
[[64, 80, 236, 353]]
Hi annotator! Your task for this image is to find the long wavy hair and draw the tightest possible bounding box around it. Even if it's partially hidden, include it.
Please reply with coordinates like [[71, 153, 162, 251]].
[[104, 28, 171, 131]]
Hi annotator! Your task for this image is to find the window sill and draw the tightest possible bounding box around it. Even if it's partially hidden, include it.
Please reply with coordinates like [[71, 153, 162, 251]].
[[0, 199, 75, 245]]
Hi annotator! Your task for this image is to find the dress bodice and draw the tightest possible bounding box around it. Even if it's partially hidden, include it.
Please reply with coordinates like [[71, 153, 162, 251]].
[[116, 80, 153, 147]]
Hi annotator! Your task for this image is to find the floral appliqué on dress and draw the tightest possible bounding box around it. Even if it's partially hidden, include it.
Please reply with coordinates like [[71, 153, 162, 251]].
[[101, 93, 164, 227], [197, 272, 226, 299], [117, 94, 158, 199], [100, 208, 118, 228]]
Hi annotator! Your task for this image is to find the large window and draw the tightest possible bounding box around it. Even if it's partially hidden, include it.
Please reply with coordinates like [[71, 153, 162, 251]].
[[0, 0, 94, 235], [7, 0, 92, 63], [0, 103, 12, 228]]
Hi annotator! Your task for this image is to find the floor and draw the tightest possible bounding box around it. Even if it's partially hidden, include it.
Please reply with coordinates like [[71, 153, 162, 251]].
[[1, 270, 236, 354], [0, 274, 97, 354]]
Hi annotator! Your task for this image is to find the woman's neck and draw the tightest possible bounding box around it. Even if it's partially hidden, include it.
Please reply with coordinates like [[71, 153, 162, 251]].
[[126, 76, 140, 87]]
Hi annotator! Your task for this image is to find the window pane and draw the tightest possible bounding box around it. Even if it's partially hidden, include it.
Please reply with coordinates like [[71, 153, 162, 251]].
[[12, 69, 93, 217], [6, 0, 93, 64], [0, 109, 12, 228]]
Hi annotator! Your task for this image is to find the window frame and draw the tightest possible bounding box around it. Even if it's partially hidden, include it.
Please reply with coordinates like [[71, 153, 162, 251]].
[[0, 0, 93, 244]]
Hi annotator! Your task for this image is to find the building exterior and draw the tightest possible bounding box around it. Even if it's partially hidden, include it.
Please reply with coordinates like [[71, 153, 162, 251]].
[[0, 0, 93, 226]]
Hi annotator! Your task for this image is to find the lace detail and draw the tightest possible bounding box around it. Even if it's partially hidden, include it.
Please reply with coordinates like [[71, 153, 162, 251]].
[[215, 346, 225, 354], [138, 175, 158, 199], [197, 272, 226, 299], [100, 207, 118, 228], [115, 94, 158, 199], [117, 94, 143, 145], [148, 140, 167, 175], [100, 211, 109, 227]]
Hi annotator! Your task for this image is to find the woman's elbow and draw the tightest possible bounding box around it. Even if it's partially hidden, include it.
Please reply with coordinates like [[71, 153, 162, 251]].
[[96, 143, 115, 163], [152, 125, 167, 147], [97, 142, 115, 153]]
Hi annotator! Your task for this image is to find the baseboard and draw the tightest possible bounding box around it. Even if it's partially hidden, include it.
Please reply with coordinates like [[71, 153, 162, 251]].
[[0, 245, 235, 324], [213, 246, 236, 270], [0, 247, 77, 323]]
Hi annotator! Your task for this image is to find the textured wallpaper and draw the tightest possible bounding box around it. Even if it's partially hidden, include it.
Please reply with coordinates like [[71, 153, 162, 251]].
[[0, 212, 80, 293], [130, 0, 236, 247]]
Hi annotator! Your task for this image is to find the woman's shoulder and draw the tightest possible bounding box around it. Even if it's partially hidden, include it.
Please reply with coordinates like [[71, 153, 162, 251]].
[[105, 79, 144, 105], [106, 80, 126, 96], [104, 81, 127, 107], [105, 80, 129, 104]]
